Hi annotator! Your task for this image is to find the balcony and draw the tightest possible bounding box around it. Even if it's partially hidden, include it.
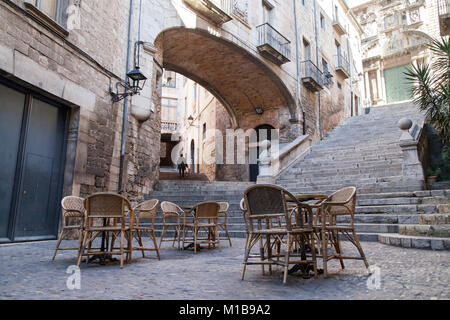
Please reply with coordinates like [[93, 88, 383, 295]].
[[182, 0, 232, 25], [256, 23, 291, 66], [335, 55, 350, 79], [438, 0, 450, 36], [161, 120, 178, 133], [332, 12, 347, 36], [301, 60, 324, 92]]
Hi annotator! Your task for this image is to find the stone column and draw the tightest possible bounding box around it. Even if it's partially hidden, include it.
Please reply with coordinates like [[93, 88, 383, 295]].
[[376, 68, 383, 103], [364, 71, 370, 103], [398, 118, 425, 187]]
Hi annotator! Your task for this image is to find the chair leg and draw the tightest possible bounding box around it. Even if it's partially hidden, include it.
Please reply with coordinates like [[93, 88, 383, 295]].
[[241, 234, 252, 280], [266, 234, 272, 275], [309, 233, 318, 279], [151, 229, 161, 260], [225, 224, 232, 247], [322, 229, 328, 278], [52, 229, 65, 261], [333, 230, 345, 270], [172, 225, 178, 248], [177, 225, 181, 250], [120, 230, 125, 269], [77, 230, 88, 268], [283, 234, 292, 284], [352, 230, 370, 269], [182, 225, 187, 251], [194, 227, 198, 254], [137, 230, 145, 258], [159, 223, 167, 249], [216, 226, 221, 251]]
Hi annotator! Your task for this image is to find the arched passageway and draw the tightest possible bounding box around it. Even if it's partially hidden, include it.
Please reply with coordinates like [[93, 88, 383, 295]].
[[154, 27, 297, 131]]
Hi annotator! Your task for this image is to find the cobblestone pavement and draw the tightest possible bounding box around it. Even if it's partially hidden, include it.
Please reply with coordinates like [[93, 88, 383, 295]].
[[0, 238, 448, 300]]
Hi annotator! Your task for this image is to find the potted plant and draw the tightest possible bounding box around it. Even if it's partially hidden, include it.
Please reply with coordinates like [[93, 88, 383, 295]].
[[426, 167, 441, 184]]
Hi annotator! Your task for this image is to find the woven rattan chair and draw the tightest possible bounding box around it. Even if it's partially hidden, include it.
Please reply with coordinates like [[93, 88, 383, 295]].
[[242, 185, 317, 284], [77, 193, 133, 268], [218, 202, 232, 247], [160, 201, 183, 249], [130, 199, 160, 261], [320, 187, 369, 277], [52, 196, 85, 261], [182, 202, 221, 253]]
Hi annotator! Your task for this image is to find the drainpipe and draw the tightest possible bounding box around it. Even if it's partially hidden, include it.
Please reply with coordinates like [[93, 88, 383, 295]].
[[118, 0, 134, 193], [293, 0, 306, 135], [313, 0, 323, 139]]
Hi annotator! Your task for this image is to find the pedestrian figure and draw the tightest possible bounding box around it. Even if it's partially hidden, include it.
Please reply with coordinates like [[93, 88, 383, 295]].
[[177, 153, 187, 178]]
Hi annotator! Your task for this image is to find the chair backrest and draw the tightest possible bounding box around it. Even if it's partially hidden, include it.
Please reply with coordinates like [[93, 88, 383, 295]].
[[61, 196, 85, 215], [195, 202, 220, 219], [218, 202, 229, 213], [84, 193, 131, 219], [161, 201, 183, 216], [244, 185, 288, 217], [240, 198, 249, 232], [244, 184, 311, 231], [326, 186, 357, 215], [134, 199, 158, 220]]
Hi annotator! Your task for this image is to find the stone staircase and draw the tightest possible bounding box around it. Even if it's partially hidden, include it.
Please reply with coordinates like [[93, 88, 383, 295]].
[[277, 102, 425, 194], [145, 102, 450, 249]]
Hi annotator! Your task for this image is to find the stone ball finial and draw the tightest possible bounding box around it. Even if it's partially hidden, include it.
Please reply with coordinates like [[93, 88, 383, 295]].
[[398, 118, 413, 131]]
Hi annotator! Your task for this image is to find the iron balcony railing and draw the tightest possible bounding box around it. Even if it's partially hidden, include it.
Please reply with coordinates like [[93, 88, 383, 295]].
[[209, 0, 232, 15], [335, 54, 350, 75], [437, 0, 450, 15], [256, 23, 291, 60], [161, 120, 178, 132], [301, 60, 324, 88]]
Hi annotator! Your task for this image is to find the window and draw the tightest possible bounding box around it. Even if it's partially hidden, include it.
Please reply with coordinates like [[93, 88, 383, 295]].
[[202, 123, 207, 141], [162, 98, 177, 121], [30, 0, 69, 27], [322, 58, 332, 88], [164, 71, 176, 88], [302, 0, 306, 6], [320, 14, 325, 29], [262, 1, 273, 24], [337, 82, 342, 90], [303, 39, 311, 61]]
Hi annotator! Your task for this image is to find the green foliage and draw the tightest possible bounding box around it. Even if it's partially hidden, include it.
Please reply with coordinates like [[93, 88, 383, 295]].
[[426, 166, 441, 178], [404, 37, 450, 148]]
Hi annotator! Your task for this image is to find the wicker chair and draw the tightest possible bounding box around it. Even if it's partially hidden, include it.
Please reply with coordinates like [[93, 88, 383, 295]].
[[130, 199, 160, 261], [77, 193, 133, 268], [218, 202, 232, 247], [52, 196, 85, 261], [160, 201, 183, 249], [320, 187, 369, 277], [242, 185, 317, 284], [182, 202, 221, 253]]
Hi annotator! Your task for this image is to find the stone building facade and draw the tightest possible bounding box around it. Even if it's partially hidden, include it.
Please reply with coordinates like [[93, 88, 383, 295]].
[[159, 0, 365, 182], [0, 0, 364, 242], [350, 0, 442, 106]]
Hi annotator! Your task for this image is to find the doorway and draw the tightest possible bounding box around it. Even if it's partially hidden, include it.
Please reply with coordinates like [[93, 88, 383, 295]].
[[0, 81, 68, 243], [249, 124, 275, 182], [190, 140, 195, 174]]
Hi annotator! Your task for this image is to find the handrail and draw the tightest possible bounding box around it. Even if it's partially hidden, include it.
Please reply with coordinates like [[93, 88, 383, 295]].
[[335, 54, 350, 74], [437, 0, 450, 16], [300, 60, 324, 87], [256, 23, 291, 59]]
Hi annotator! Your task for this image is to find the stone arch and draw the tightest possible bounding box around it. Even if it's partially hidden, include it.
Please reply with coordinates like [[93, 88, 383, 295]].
[[154, 26, 297, 130]]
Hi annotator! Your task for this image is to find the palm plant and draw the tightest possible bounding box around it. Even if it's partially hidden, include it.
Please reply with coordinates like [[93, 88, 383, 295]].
[[404, 37, 450, 148]]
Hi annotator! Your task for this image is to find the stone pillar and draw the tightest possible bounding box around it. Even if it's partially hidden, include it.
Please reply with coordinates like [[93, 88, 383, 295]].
[[364, 71, 370, 102], [376, 68, 383, 103], [398, 118, 425, 187]]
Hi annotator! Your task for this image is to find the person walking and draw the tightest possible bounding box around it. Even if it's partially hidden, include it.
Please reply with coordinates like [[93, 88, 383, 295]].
[[177, 153, 187, 178]]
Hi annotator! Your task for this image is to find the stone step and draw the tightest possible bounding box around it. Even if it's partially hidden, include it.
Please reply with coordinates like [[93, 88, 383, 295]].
[[399, 224, 450, 238], [357, 196, 449, 206], [419, 214, 450, 225], [378, 233, 450, 250], [355, 204, 438, 214]]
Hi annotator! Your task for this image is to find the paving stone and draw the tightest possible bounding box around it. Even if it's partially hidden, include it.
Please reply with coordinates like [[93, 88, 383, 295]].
[[0, 239, 449, 300]]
